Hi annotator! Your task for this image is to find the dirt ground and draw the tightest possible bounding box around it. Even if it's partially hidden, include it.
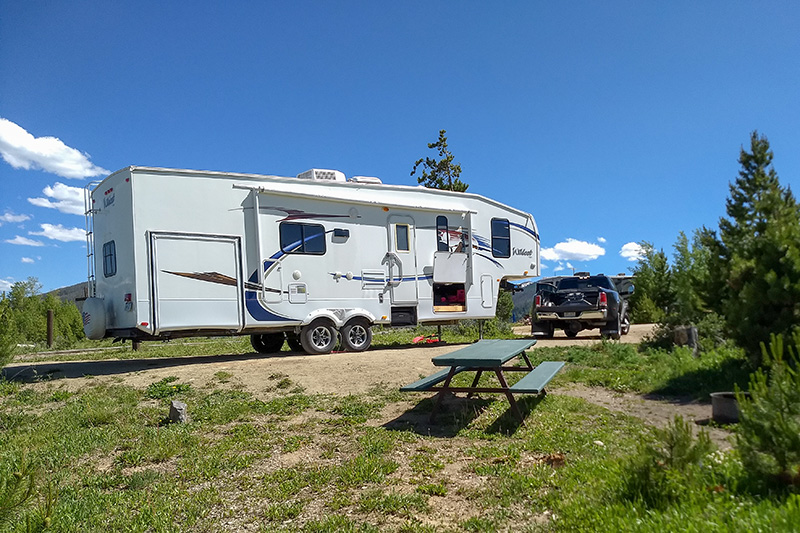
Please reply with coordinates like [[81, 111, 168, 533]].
[[6, 323, 733, 447]]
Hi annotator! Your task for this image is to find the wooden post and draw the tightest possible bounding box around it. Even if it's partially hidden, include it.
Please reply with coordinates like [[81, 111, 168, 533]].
[[47, 309, 54, 348]]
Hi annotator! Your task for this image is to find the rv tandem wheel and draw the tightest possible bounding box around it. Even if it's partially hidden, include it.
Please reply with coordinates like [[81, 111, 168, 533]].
[[341, 318, 373, 352], [300, 319, 338, 354]]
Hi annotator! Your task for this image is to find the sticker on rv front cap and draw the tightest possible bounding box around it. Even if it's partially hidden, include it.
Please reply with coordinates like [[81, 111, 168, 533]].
[[103, 187, 115, 208]]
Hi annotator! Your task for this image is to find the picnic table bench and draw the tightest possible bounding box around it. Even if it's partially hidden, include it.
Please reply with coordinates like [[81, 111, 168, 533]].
[[401, 339, 565, 423]]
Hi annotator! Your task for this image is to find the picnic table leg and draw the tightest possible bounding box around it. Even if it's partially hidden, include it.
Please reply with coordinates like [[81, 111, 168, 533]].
[[520, 352, 534, 370], [494, 369, 524, 423], [466, 370, 483, 399], [430, 366, 458, 422]]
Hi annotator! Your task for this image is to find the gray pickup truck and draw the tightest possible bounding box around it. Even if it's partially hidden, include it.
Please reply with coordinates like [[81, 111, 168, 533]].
[[530, 273, 633, 339]]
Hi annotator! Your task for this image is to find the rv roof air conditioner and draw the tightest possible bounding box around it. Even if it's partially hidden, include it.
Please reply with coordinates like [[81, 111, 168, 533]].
[[296, 169, 346, 182], [348, 176, 383, 184]]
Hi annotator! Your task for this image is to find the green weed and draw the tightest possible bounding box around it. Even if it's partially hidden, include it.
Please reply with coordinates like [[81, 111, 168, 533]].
[[145, 376, 191, 399], [416, 482, 447, 496], [358, 489, 429, 517]]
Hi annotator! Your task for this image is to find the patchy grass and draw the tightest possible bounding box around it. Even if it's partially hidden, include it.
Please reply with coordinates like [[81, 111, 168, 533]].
[[0, 330, 796, 531], [1, 373, 797, 532], [530, 341, 753, 398]]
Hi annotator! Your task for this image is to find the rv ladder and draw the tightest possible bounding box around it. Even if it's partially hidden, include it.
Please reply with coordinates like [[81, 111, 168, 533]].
[[84, 182, 101, 297]]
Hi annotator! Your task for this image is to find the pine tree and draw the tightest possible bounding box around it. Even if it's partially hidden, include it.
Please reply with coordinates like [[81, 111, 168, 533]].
[[629, 242, 674, 323], [711, 132, 800, 359], [671, 230, 710, 324], [410, 130, 469, 192]]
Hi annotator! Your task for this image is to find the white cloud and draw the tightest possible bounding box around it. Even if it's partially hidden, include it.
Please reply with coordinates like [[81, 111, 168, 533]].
[[553, 263, 565, 273], [28, 182, 85, 215], [541, 238, 606, 262], [21, 257, 34, 264], [0, 278, 14, 292], [0, 117, 109, 179], [566, 262, 574, 270], [0, 212, 31, 225], [5, 235, 44, 246], [620, 242, 645, 262], [597, 237, 607, 243], [539, 262, 549, 270], [29, 223, 85, 242]]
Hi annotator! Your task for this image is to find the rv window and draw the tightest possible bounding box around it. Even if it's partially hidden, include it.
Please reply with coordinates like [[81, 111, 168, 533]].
[[102, 241, 117, 277], [280, 222, 326, 255], [436, 216, 448, 252], [491, 219, 511, 258], [395, 224, 410, 252]]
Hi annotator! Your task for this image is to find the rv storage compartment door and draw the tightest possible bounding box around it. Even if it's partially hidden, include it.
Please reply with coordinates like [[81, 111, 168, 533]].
[[150, 233, 243, 333], [433, 252, 468, 283]]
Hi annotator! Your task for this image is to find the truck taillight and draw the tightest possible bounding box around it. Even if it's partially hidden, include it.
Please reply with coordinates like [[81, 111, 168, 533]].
[[599, 292, 608, 308], [534, 295, 541, 307]]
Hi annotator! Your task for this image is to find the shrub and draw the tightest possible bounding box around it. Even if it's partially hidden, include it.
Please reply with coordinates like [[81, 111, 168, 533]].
[[623, 415, 716, 508], [736, 332, 800, 488], [0, 278, 85, 352], [0, 300, 15, 369]]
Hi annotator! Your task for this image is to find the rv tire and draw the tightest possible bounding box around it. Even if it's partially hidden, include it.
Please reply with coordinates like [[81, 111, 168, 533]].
[[300, 319, 338, 355], [285, 332, 304, 352], [342, 319, 372, 352], [251, 333, 286, 354]]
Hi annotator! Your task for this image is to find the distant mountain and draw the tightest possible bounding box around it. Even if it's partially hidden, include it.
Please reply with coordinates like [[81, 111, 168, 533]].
[[511, 284, 537, 322], [48, 282, 89, 311]]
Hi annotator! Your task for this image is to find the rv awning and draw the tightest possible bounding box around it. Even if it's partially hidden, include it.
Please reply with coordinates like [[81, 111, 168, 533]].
[[232, 183, 477, 215]]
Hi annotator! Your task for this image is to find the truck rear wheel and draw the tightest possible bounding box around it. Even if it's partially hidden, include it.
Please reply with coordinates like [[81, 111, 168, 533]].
[[602, 319, 622, 340], [251, 333, 285, 354], [531, 321, 554, 339], [341, 319, 372, 352], [300, 319, 338, 354], [620, 313, 631, 335]]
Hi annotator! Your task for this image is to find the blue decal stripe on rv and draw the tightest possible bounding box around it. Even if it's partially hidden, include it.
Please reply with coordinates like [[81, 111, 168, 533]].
[[245, 291, 291, 322], [509, 222, 539, 240], [475, 253, 503, 268], [328, 273, 433, 282], [472, 233, 491, 248]]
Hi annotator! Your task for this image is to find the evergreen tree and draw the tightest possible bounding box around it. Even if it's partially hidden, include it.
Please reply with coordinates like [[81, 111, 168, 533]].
[[629, 242, 674, 323], [410, 130, 468, 192], [709, 131, 800, 359], [671, 230, 710, 324], [495, 290, 514, 323]]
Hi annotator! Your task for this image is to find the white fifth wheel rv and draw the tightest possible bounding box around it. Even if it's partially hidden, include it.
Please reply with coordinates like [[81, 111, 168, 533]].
[[81, 166, 540, 354]]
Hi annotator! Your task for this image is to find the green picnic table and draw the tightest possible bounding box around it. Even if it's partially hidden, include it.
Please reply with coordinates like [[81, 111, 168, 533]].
[[401, 339, 564, 423]]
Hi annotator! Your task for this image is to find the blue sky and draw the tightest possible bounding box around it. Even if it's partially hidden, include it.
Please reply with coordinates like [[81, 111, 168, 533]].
[[1, 2, 799, 292]]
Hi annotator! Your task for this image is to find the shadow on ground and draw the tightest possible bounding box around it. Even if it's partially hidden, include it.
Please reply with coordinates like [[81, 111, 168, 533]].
[[383, 392, 547, 437], [0, 351, 287, 383]]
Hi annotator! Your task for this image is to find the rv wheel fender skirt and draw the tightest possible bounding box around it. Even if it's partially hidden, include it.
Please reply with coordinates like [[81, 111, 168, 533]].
[[341, 318, 373, 352], [82, 297, 107, 340], [300, 318, 338, 355]]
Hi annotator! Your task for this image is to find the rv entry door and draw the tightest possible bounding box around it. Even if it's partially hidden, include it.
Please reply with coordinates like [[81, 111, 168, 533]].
[[384, 216, 419, 305]]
